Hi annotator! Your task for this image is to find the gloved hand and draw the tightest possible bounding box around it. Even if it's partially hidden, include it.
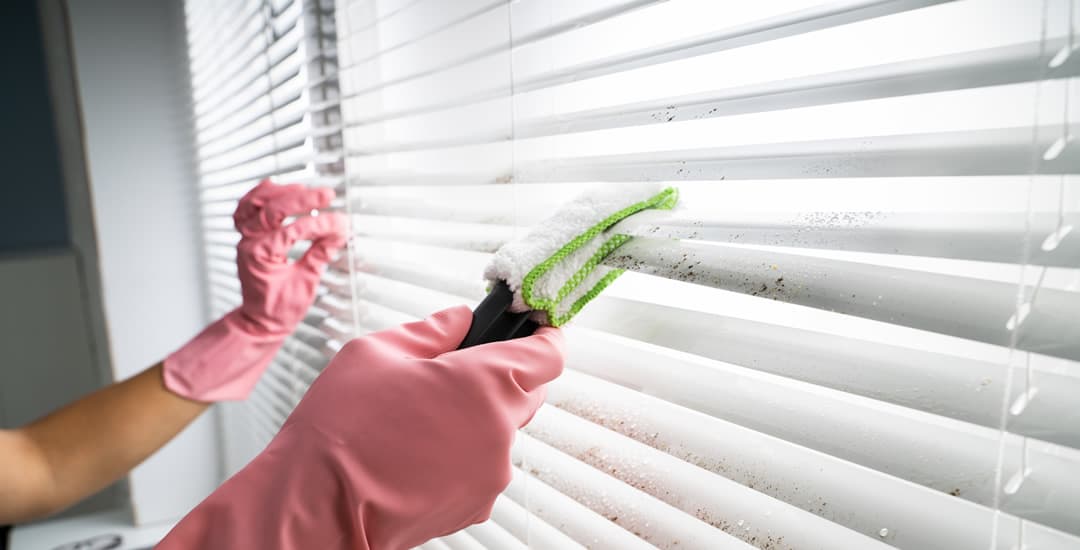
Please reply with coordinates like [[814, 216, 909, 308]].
[[163, 179, 348, 402], [156, 306, 564, 550]]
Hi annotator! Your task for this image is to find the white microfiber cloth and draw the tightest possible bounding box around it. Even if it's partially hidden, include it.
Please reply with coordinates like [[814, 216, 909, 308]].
[[484, 184, 678, 326]]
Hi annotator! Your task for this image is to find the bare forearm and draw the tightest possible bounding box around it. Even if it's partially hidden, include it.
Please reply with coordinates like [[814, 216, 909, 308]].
[[0, 182, 344, 525], [0, 363, 209, 523]]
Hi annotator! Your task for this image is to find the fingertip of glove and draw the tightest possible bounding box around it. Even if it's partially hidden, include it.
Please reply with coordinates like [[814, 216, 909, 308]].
[[428, 304, 473, 331], [315, 186, 336, 206], [326, 211, 349, 240], [396, 305, 471, 355], [500, 327, 565, 391], [530, 326, 566, 359], [533, 325, 563, 342]]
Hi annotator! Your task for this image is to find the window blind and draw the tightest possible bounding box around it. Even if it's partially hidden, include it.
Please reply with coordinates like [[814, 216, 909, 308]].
[[183, 0, 347, 471], [333, 1, 1080, 550]]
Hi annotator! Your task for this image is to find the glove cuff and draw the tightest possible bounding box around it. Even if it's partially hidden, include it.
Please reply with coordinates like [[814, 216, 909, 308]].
[[156, 423, 371, 550], [162, 309, 285, 402]]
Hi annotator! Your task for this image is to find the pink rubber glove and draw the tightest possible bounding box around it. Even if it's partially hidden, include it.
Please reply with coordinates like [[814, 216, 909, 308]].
[[157, 306, 564, 550], [163, 179, 348, 402]]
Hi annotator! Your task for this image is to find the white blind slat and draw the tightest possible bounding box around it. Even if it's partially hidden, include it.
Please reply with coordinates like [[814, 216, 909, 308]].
[[547, 367, 1075, 550], [461, 521, 528, 550], [525, 405, 894, 550], [605, 237, 1080, 360], [502, 468, 661, 550], [511, 433, 756, 550], [489, 494, 589, 550], [185, 0, 1080, 547]]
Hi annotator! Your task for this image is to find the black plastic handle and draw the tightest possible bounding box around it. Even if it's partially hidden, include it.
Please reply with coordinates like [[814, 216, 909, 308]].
[[458, 280, 539, 349]]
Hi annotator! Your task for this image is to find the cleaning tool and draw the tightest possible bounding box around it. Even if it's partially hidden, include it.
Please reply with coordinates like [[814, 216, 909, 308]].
[[460, 184, 679, 348]]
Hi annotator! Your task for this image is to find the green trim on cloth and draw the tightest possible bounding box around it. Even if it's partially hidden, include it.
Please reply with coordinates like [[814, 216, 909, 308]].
[[521, 186, 679, 326]]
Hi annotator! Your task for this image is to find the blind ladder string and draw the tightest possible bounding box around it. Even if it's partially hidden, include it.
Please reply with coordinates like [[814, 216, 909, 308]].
[[991, 0, 1065, 547]]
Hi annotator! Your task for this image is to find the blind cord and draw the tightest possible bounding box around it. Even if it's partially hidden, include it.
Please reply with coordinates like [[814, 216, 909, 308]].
[[991, 0, 1064, 547]]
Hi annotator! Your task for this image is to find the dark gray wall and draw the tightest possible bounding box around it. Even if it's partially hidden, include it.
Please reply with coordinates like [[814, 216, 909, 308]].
[[0, 0, 70, 253]]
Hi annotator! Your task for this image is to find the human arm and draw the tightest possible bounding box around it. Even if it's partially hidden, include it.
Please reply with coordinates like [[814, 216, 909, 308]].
[[0, 180, 346, 524], [0, 363, 206, 523]]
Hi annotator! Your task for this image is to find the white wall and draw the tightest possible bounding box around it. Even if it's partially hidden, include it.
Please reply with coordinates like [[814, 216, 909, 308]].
[[65, 0, 222, 525]]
